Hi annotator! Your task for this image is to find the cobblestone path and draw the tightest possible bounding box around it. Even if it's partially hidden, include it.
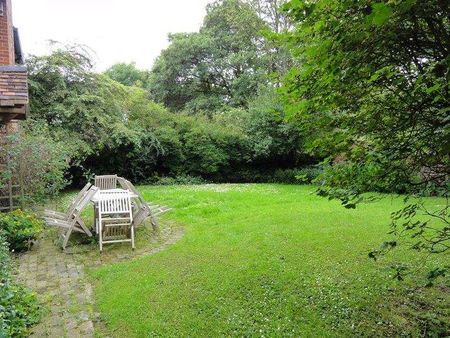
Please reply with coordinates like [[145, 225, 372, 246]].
[[14, 225, 184, 338], [14, 236, 95, 338]]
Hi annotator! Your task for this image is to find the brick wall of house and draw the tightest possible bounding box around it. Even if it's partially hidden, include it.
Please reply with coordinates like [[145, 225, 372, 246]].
[[0, 0, 23, 213], [0, 0, 27, 125], [0, 0, 14, 65]]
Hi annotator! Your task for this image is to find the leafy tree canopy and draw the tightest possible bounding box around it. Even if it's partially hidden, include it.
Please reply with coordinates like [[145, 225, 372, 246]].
[[104, 62, 151, 88], [25, 42, 307, 185], [280, 0, 449, 280], [149, 0, 271, 113], [27, 45, 143, 160]]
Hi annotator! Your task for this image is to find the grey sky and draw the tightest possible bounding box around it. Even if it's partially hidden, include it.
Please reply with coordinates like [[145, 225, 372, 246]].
[[12, 0, 213, 71]]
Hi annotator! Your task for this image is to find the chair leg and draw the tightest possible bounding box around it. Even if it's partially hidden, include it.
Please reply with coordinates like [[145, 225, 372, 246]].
[[94, 204, 99, 234], [76, 215, 92, 237], [150, 214, 158, 231], [131, 226, 135, 250], [99, 220, 103, 252], [62, 227, 72, 250]]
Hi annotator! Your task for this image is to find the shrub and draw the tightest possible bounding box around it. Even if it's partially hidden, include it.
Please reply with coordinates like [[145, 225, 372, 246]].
[[0, 210, 44, 252], [318, 162, 413, 194], [295, 166, 326, 184], [154, 175, 208, 186], [0, 120, 70, 206], [270, 166, 325, 184], [271, 169, 301, 184], [0, 232, 40, 337]]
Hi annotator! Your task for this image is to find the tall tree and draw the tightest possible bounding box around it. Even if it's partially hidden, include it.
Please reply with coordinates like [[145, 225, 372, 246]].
[[245, 0, 293, 83], [27, 44, 148, 182], [281, 0, 449, 280], [149, 0, 270, 113], [104, 62, 150, 88], [246, 0, 292, 33]]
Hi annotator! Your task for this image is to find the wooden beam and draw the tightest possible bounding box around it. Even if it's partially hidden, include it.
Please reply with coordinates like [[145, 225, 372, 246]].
[[0, 100, 16, 107], [0, 109, 26, 123], [0, 106, 26, 113], [0, 113, 18, 124]]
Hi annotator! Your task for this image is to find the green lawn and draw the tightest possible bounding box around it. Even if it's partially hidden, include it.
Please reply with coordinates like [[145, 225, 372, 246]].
[[88, 184, 449, 337]]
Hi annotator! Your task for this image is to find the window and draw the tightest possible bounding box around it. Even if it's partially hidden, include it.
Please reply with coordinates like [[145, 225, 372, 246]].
[[0, 1, 4, 17]]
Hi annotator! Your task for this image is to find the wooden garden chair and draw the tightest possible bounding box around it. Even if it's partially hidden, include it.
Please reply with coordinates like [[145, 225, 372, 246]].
[[95, 174, 118, 190], [43, 182, 92, 220], [44, 186, 99, 250], [96, 190, 134, 251], [117, 177, 171, 230]]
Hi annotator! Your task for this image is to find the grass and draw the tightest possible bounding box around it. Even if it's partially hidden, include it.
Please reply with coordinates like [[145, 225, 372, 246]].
[[87, 184, 449, 337]]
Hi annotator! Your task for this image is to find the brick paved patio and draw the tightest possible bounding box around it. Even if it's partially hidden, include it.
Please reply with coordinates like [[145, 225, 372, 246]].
[[13, 224, 184, 337]]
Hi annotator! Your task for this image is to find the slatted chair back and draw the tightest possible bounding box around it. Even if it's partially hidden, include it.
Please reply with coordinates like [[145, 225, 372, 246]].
[[50, 186, 98, 250], [59, 186, 98, 249], [44, 182, 92, 220], [67, 182, 92, 215], [95, 175, 118, 190], [117, 177, 138, 196], [118, 177, 155, 228], [97, 190, 134, 251], [73, 186, 99, 219], [98, 191, 132, 216], [117, 177, 172, 229]]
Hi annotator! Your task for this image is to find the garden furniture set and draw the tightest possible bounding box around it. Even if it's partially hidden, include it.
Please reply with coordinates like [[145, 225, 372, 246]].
[[43, 175, 171, 251]]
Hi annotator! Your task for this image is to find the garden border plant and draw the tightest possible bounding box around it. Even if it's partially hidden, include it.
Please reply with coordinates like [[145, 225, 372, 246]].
[[0, 210, 44, 252], [0, 230, 40, 338]]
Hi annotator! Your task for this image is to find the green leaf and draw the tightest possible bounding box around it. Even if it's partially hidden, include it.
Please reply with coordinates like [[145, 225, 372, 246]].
[[426, 83, 441, 94], [371, 3, 393, 25]]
